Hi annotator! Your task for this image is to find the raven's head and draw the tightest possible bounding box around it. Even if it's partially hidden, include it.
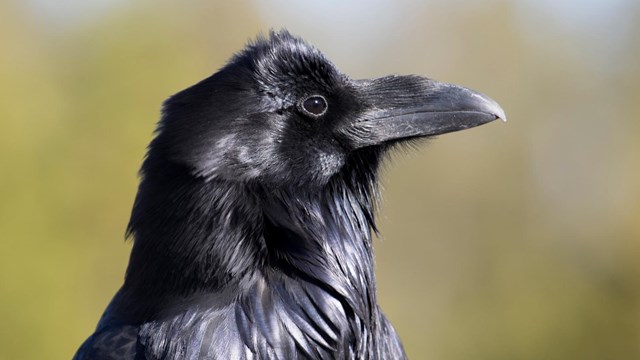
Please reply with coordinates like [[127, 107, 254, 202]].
[[120, 31, 506, 348], [151, 30, 504, 188]]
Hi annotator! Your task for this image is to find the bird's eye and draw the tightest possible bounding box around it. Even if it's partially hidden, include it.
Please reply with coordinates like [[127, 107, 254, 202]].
[[301, 96, 328, 117]]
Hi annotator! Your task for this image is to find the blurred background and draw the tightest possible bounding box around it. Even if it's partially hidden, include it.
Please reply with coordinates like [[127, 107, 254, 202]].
[[1, 0, 639, 359]]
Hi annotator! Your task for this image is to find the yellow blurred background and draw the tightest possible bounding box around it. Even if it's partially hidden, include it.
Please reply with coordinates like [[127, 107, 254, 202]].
[[1, 0, 639, 359]]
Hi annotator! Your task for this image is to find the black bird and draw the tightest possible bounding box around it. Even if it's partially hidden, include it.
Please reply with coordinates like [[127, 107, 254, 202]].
[[74, 30, 505, 360]]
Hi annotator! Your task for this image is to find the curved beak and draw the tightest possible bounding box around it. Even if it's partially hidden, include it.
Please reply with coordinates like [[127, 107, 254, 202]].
[[346, 76, 505, 149]]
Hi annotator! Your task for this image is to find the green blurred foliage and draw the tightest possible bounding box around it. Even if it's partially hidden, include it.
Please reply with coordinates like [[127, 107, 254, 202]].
[[0, 1, 638, 359]]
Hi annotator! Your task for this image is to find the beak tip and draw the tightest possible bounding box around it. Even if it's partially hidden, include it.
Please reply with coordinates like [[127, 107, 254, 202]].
[[467, 88, 506, 124], [484, 96, 507, 123]]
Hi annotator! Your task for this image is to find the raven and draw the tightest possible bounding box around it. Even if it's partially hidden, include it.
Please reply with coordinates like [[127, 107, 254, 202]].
[[74, 30, 505, 360]]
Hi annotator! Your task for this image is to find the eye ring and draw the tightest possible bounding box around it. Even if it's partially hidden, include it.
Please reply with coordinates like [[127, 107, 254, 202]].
[[300, 95, 328, 117]]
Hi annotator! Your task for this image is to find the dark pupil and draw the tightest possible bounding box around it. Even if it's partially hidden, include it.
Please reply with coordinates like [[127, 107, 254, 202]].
[[303, 96, 327, 115]]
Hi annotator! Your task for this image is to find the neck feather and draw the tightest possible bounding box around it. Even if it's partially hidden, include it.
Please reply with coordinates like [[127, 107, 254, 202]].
[[121, 152, 382, 323]]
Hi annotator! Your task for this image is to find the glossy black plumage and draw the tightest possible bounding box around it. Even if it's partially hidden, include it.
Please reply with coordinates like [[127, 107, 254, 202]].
[[74, 30, 504, 360]]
